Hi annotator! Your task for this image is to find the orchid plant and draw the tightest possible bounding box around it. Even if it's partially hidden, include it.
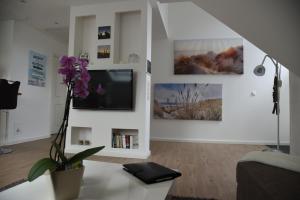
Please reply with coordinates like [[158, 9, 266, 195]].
[[28, 56, 105, 182], [58, 56, 91, 98]]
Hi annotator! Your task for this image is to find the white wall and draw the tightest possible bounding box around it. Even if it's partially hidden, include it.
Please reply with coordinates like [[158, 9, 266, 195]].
[[290, 72, 300, 155], [0, 20, 14, 79], [0, 20, 67, 144], [157, 2, 168, 36], [151, 2, 290, 144], [161, 0, 300, 78], [0, 20, 15, 145]]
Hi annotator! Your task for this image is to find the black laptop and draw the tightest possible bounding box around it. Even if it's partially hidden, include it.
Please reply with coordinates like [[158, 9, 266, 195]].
[[123, 162, 181, 184]]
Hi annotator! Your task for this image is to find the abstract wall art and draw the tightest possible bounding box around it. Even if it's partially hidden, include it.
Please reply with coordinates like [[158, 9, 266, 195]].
[[174, 38, 243, 75]]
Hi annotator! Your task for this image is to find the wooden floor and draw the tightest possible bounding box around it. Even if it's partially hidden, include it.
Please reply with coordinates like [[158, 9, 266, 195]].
[[0, 137, 264, 200]]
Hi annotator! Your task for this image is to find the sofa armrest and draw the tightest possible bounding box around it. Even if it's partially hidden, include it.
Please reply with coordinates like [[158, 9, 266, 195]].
[[237, 161, 300, 200], [237, 151, 300, 200], [239, 151, 300, 173]]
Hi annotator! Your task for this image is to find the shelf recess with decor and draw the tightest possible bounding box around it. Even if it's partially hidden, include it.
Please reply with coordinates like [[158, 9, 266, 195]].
[[113, 10, 142, 64], [71, 126, 92, 146], [111, 128, 138, 149], [74, 15, 96, 65]]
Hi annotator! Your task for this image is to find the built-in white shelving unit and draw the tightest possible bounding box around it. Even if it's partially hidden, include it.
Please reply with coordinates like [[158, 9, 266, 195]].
[[66, 0, 152, 159]]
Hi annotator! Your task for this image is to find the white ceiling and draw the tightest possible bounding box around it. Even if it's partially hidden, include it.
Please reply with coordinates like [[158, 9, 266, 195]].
[[0, 0, 173, 45], [0, 0, 125, 43]]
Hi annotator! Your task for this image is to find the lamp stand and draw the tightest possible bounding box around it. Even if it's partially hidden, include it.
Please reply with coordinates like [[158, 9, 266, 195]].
[[255, 55, 282, 152]]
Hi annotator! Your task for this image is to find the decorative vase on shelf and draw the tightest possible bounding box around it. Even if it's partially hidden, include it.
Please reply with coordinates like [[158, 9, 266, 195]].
[[27, 56, 105, 200], [128, 53, 139, 63], [79, 52, 90, 63]]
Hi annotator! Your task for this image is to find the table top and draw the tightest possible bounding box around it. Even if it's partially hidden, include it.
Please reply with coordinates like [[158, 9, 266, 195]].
[[0, 160, 174, 200]]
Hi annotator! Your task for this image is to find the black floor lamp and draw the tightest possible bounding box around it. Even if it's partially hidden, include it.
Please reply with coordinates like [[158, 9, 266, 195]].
[[253, 55, 282, 151]]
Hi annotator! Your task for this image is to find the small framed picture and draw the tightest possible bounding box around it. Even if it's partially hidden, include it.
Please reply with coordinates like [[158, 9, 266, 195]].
[[98, 26, 111, 40], [97, 45, 111, 59]]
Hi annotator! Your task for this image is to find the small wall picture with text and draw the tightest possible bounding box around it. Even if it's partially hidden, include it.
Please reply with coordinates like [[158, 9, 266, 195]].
[[98, 26, 111, 40], [97, 45, 110, 59]]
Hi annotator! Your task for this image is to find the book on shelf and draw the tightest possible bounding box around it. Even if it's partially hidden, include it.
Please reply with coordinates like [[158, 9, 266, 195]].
[[129, 135, 133, 149], [133, 135, 138, 149], [112, 132, 138, 149], [122, 135, 126, 149], [119, 135, 123, 148]]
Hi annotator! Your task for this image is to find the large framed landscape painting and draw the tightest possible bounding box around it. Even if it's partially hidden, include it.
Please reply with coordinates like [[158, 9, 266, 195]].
[[174, 38, 243, 75], [154, 83, 222, 121]]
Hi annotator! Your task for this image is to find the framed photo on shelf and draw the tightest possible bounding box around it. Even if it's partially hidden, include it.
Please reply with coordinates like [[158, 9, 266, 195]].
[[97, 45, 111, 59], [98, 26, 111, 40]]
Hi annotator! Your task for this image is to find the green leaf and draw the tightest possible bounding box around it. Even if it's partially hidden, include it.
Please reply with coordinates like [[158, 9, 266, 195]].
[[52, 142, 68, 163], [68, 146, 105, 164], [27, 158, 57, 182]]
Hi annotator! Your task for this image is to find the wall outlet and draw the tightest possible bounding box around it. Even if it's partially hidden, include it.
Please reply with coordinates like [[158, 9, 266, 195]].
[[14, 123, 22, 135], [15, 128, 21, 135]]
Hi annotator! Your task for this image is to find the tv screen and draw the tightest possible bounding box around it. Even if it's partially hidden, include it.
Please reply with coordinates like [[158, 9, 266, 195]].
[[73, 69, 133, 110]]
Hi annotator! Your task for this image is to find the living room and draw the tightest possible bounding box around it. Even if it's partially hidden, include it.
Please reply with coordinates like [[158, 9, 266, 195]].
[[0, 0, 299, 200]]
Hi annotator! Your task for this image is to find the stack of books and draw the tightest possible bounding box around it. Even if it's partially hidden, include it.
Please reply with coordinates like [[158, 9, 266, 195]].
[[112, 133, 138, 149]]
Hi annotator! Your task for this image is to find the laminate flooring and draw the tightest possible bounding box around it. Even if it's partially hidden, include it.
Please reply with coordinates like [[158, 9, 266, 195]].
[[0, 137, 264, 200]]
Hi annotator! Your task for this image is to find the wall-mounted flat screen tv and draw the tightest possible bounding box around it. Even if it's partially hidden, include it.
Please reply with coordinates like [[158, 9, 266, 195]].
[[73, 69, 133, 110]]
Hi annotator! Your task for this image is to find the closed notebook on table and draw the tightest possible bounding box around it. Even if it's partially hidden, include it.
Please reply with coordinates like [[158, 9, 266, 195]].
[[123, 162, 181, 184]]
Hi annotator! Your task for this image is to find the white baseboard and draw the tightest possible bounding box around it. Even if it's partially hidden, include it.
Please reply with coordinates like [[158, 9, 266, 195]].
[[99, 149, 151, 159], [66, 146, 151, 159], [1, 135, 51, 146], [150, 137, 290, 145]]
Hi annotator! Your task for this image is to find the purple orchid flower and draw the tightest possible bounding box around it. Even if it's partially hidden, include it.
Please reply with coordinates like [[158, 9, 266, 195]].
[[74, 79, 89, 98], [96, 84, 105, 95], [60, 56, 76, 67], [58, 55, 91, 98], [78, 58, 88, 68]]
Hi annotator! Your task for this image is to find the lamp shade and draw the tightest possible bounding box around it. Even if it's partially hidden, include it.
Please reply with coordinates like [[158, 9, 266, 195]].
[[253, 64, 266, 76]]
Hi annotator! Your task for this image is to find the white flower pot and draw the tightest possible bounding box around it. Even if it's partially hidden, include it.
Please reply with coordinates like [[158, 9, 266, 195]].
[[51, 166, 84, 200]]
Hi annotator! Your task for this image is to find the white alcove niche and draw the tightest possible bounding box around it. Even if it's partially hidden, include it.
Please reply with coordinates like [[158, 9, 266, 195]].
[[71, 126, 92, 146], [114, 10, 142, 64], [74, 15, 97, 65]]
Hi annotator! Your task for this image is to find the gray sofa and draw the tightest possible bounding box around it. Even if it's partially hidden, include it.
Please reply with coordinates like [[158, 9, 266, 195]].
[[236, 151, 300, 200]]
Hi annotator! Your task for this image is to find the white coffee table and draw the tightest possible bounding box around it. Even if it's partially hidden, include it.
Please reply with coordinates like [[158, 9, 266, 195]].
[[0, 160, 174, 200]]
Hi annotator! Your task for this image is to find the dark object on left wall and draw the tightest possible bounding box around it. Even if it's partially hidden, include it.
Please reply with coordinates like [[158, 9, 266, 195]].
[[147, 60, 151, 73], [0, 79, 20, 110], [0, 79, 20, 155]]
